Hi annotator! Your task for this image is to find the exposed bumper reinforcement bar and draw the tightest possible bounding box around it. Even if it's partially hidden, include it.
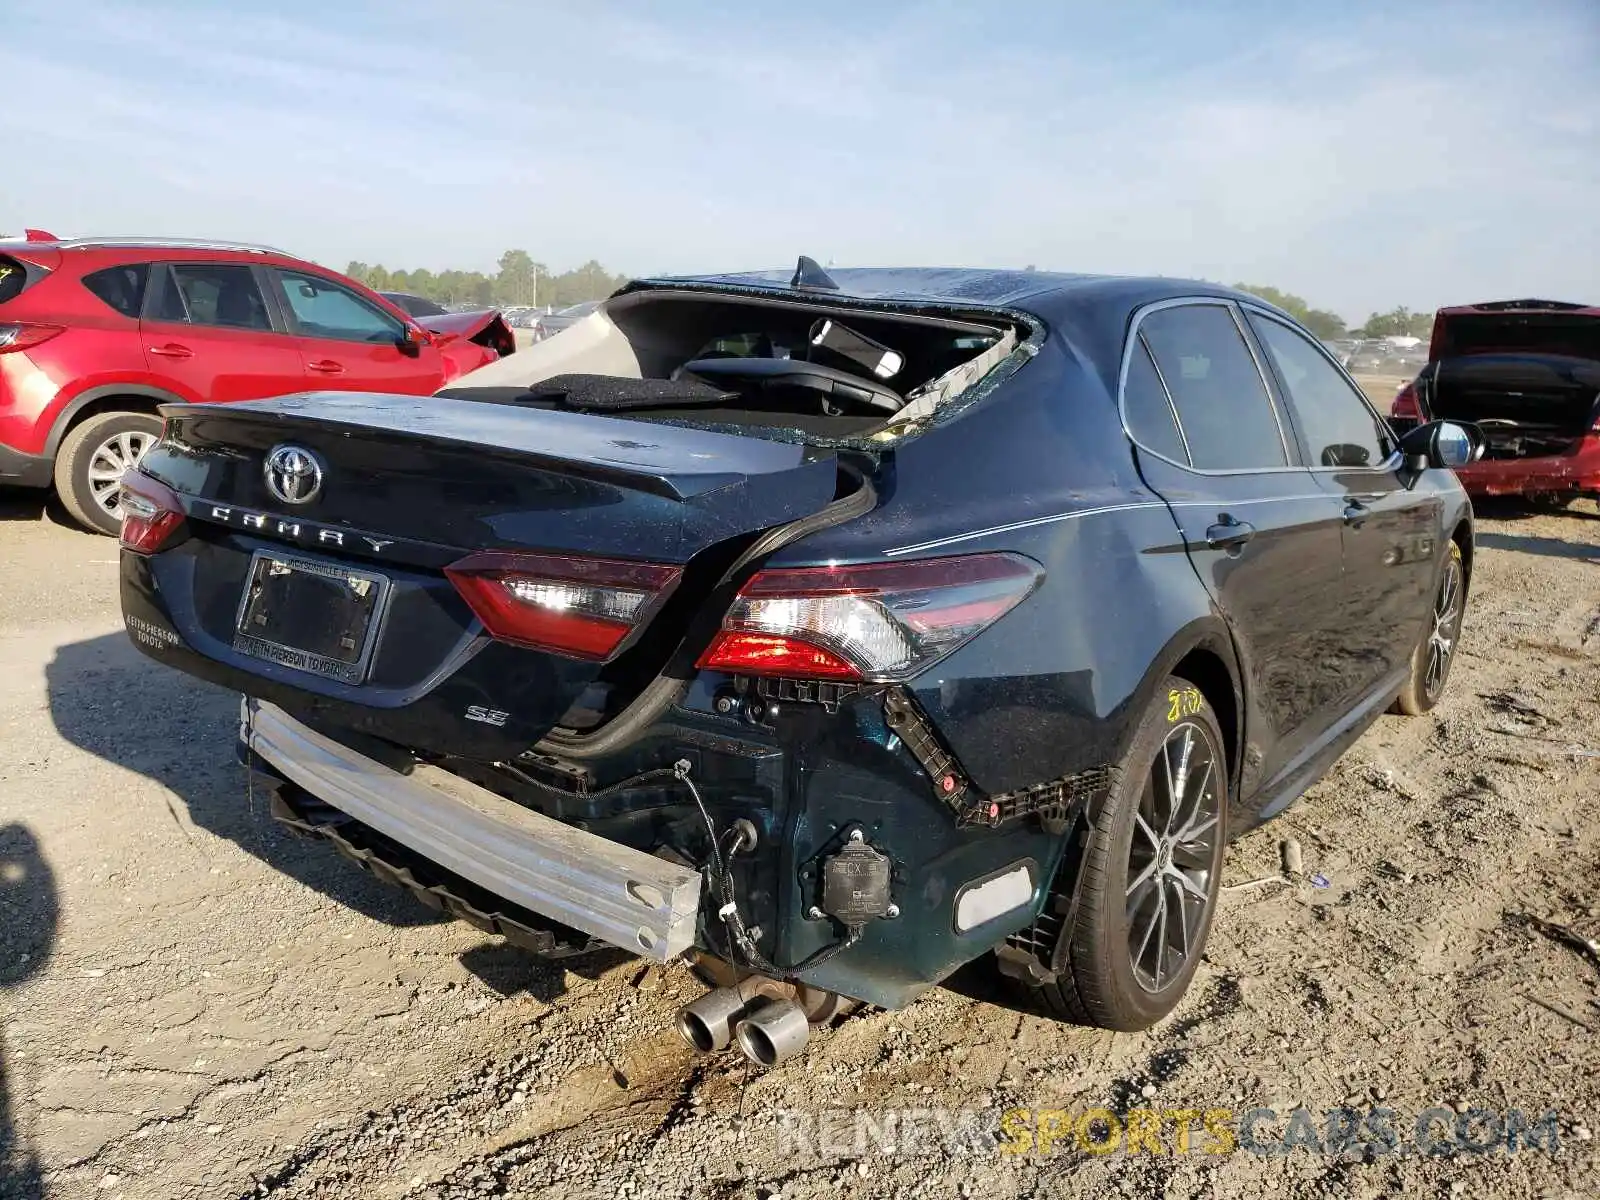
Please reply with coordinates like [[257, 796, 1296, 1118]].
[[240, 698, 703, 962]]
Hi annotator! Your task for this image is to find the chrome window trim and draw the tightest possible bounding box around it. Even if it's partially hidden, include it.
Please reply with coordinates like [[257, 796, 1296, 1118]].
[[1226, 302, 1298, 465], [1134, 331, 1193, 465], [1239, 304, 1406, 475], [1116, 296, 1303, 477]]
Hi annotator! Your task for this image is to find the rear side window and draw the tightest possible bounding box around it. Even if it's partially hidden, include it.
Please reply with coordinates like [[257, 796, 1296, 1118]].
[[0, 256, 29, 304], [154, 264, 273, 331], [82, 264, 150, 318], [1247, 314, 1393, 468], [1123, 335, 1188, 463], [1140, 305, 1287, 471]]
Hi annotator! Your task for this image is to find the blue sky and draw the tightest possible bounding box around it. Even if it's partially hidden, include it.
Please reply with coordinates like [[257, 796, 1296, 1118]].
[[4, 0, 1595, 321]]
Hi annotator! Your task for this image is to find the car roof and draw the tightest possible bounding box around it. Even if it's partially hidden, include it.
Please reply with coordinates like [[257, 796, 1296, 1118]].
[[0, 234, 312, 270], [1, 235, 290, 254], [634, 266, 1264, 321]]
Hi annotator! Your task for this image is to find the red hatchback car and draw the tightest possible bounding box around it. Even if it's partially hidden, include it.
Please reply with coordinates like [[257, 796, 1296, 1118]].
[[0, 232, 514, 533], [1391, 299, 1600, 505]]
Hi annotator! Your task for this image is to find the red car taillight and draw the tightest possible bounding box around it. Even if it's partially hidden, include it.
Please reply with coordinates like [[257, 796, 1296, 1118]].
[[697, 553, 1044, 682], [445, 552, 682, 661], [119, 475, 187, 554], [0, 323, 64, 353], [1391, 382, 1421, 421]]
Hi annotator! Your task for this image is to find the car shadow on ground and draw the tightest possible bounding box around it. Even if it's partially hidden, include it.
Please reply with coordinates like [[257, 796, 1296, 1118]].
[[939, 957, 1041, 1017], [457, 942, 633, 1005], [1475, 530, 1600, 563], [0, 491, 46, 522], [1, 823, 58, 1200], [44, 631, 446, 931], [1470, 496, 1600, 523], [0, 489, 76, 530]]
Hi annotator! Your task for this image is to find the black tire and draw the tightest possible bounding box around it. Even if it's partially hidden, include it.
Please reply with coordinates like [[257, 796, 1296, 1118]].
[[1028, 675, 1228, 1030], [52, 410, 163, 536], [1391, 540, 1465, 716]]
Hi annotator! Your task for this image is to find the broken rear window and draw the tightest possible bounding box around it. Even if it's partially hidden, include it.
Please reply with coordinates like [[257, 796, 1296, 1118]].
[[439, 288, 1027, 446]]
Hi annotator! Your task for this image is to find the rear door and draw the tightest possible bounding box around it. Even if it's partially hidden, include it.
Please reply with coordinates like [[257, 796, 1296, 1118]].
[[267, 267, 446, 394], [1244, 308, 1441, 693], [1122, 300, 1350, 807], [140, 263, 305, 403]]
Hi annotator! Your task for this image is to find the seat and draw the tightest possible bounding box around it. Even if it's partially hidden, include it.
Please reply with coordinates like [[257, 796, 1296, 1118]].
[[215, 281, 269, 330]]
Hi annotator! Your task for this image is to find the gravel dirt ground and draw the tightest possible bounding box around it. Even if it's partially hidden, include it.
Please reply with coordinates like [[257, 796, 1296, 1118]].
[[2, 486, 1597, 1200]]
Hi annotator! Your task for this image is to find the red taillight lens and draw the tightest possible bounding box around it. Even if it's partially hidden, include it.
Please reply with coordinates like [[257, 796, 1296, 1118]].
[[445, 551, 682, 661], [1391, 383, 1421, 420], [0, 323, 64, 353], [697, 553, 1044, 682], [698, 632, 863, 679], [119, 475, 186, 554]]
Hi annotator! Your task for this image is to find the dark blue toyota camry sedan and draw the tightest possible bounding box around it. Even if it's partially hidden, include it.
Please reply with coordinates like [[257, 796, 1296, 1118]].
[[118, 262, 1478, 1062]]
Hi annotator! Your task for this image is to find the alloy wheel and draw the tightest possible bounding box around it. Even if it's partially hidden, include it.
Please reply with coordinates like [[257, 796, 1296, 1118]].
[[1126, 721, 1222, 993], [1423, 554, 1464, 702], [87, 430, 157, 519]]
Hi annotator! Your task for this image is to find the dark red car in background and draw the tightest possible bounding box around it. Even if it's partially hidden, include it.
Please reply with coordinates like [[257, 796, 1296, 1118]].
[[0, 232, 514, 533], [1391, 299, 1600, 505]]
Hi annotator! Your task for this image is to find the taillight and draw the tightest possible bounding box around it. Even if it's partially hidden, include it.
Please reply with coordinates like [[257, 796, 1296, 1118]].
[[445, 552, 682, 661], [119, 475, 187, 554], [1391, 383, 1421, 420], [697, 553, 1044, 682], [0, 323, 64, 353]]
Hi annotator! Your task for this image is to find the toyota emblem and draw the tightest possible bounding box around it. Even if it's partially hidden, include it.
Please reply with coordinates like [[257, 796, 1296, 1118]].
[[263, 444, 324, 505]]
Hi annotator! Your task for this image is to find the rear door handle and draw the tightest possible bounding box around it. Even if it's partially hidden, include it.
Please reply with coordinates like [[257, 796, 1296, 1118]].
[[1205, 516, 1256, 551], [306, 359, 345, 375], [147, 343, 193, 359]]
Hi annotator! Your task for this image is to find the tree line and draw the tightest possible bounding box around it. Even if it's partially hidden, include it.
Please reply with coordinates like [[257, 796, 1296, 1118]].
[[344, 250, 630, 310], [1230, 285, 1433, 342], [340, 249, 1435, 340]]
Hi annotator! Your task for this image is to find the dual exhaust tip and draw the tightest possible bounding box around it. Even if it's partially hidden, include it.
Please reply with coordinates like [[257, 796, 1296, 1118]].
[[677, 986, 812, 1067]]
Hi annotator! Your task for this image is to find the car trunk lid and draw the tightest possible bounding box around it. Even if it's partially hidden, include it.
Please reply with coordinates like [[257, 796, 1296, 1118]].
[[130, 392, 845, 752], [147, 392, 841, 561]]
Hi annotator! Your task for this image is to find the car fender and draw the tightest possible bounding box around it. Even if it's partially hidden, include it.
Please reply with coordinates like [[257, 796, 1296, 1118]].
[[904, 498, 1228, 799], [1115, 612, 1245, 797], [45, 382, 190, 457]]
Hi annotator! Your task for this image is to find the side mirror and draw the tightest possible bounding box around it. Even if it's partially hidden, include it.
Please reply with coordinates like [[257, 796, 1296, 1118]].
[[1397, 420, 1484, 473], [397, 324, 429, 358]]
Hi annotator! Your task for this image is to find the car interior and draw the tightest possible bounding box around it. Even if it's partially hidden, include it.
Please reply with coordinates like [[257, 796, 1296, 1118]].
[[439, 289, 1024, 440]]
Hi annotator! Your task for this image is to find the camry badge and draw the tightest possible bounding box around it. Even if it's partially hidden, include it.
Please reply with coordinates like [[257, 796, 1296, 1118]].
[[263, 444, 324, 505]]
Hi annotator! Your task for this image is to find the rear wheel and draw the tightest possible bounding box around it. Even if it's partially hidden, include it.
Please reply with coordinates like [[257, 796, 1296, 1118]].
[[1027, 675, 1228, 1030], [53, 411, 162, 536], [1391, 541, 1465, 716]]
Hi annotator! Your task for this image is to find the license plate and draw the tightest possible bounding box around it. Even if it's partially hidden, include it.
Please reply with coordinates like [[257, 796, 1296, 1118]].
[[233, 552, 391, 683]]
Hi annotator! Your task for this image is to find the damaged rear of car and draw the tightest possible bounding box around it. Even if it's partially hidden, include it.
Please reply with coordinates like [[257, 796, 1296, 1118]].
[[120, 265, 1474, 1058], [1391, 299, 1600, 501]]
